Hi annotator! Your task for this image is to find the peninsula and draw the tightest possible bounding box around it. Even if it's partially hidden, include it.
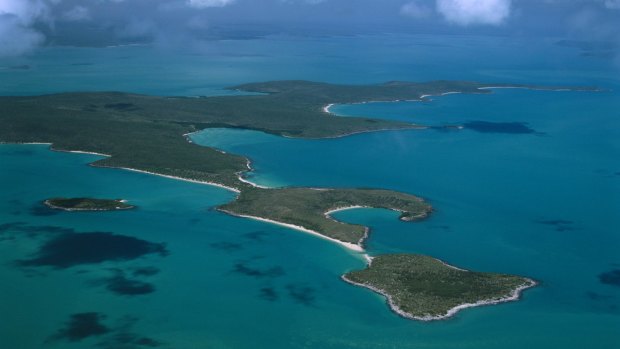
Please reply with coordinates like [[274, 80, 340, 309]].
[[0, 80, 572, 319], [44, 198, 135, 211], [219, 187, 431, 248]]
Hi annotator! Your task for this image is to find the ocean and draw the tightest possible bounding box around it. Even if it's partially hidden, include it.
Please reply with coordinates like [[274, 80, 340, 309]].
[[1, 34, 618, 348]]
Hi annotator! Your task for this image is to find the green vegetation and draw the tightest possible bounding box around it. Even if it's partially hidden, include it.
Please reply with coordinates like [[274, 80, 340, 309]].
[[44, 198, 135, 211], [344, 254, 535, 319], [2, 80, 559, 320], [219, 188, 431, 244], [1, 80, 590, 189]]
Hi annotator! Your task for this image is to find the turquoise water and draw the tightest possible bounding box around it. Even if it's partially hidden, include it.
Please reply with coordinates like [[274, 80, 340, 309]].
[[1, 35, 619, 348]]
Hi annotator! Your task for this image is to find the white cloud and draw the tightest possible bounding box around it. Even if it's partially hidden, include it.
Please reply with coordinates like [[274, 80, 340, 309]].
[[63, 6, 91, 22], [436, 0, 511, 26], [401, 1, 432, 19], [0, 0, 52, 56], [187, 0, 236, 8], [0, 17, 45, 57]]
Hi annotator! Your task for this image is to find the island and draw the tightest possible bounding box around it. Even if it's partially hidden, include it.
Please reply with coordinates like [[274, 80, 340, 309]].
[[0, 80, 576, 319], [44, 198, 135, 211], [343, 254, 537, 320]]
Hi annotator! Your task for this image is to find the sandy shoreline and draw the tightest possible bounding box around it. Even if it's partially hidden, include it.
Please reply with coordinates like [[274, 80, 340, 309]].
[[237, 159, 270, 189], [113, 167, 241, 193], [5, 143, 242, 194], [420, 91, 463, 99], [324, 205, 371, 217], [323, 103, 334, 114], [64, 149, 111, 157], [342, 267, 538, 321], [219, 209, 365, 252], [237, 175, 269, 188], [315, 125, 426, 140]]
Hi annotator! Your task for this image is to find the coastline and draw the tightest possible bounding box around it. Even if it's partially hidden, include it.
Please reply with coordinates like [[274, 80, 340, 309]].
[[111, 167, 241, 193], [237, 158, 270, 189], [323, 103, 334, 114], [342, 269, 538, 321], [304, 125, 426, 140], [4, 143, 242, 194], [478, 86, 584, 92], [324, 205, 371, 217], [219, 209, 365, 253]]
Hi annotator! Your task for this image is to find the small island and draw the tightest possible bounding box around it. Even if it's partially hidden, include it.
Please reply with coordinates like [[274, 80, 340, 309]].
[[343, 254, 537, 320], [44, 198, 135, 211]]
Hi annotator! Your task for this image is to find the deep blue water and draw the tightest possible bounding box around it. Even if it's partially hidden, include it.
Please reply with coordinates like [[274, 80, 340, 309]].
[[1, 35, 619, 348]]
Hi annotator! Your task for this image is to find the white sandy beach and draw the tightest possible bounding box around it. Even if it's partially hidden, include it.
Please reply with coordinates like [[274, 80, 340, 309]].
[[115, 167, 241, 193], [324, 205, 370, 217], [28, 143, 241, 193], [237, 175, 270, 188], [237, 159, 270, 188], [220, 209, 365, 252], [323, 103, 334, 114]]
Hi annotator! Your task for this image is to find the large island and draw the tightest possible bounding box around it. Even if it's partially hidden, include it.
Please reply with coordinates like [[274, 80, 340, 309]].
[[0, 80, 569, 319]]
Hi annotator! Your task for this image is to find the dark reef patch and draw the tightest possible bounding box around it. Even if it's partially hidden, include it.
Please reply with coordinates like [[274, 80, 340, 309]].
[[0, 222, 27, 233], [96, 316, 163, 349], [599, 269, 620, 287], [100, 334, 162, 348], [49, 312, 110, 342], [535, 219, 577, 232], [210, 241, 243, 252], [286, 284, 316, 306], [259, 287, 279, 302], [18, 231, 168, 268], [188, 217, 202, 225], [50, 313, 162, 347], [131, 266, 160, 277], [586, 291, 614, 301], [105, 272, 155, 296], [242, 231, 268, 242], [463, 121, 536, 134], [233, 262, 285, 278]]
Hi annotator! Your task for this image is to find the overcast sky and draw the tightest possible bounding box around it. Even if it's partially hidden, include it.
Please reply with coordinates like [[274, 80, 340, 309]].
[[1, 0, 619, 57]]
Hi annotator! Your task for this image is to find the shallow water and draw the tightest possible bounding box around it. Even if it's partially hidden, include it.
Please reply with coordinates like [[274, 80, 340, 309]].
[[1, 34, 619, 348]]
